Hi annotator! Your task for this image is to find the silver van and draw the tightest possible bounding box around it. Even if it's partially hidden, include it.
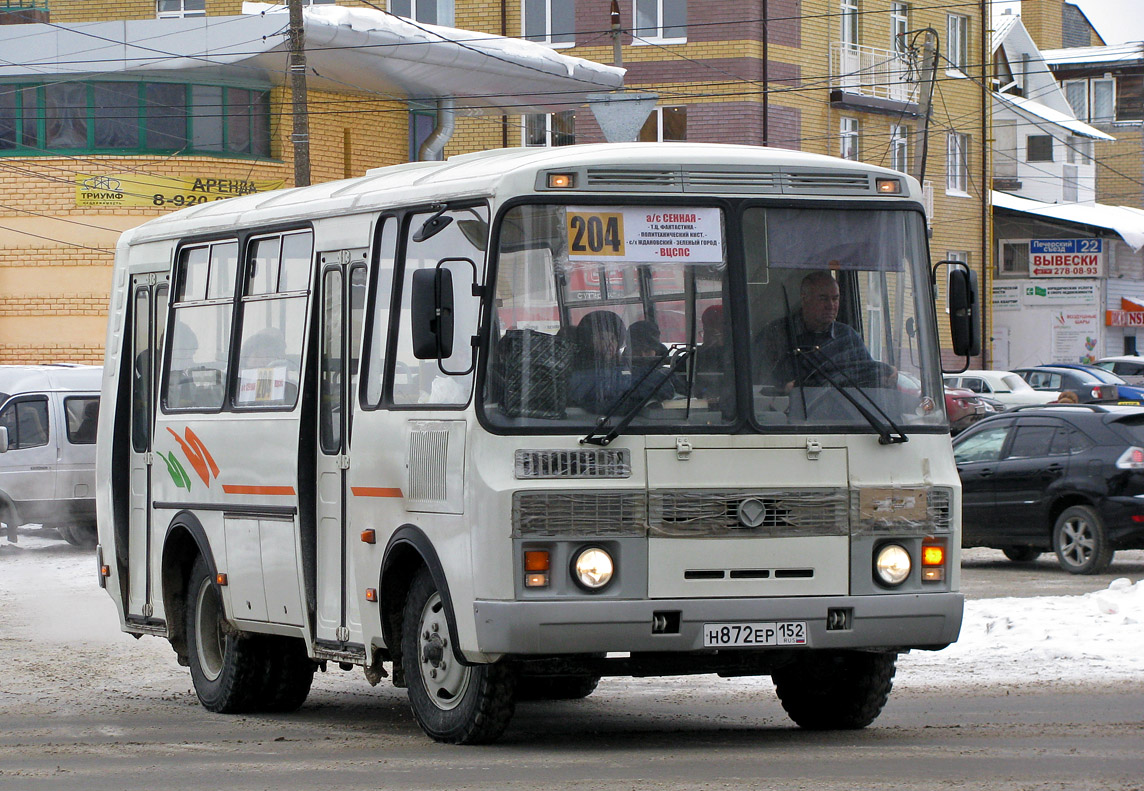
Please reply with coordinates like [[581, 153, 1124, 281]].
[[0, 365, 102, 547]]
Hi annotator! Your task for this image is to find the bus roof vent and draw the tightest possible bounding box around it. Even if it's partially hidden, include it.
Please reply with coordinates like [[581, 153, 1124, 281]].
[[515, 448, 631, 479], [583, 167, 682, 192], [780, 170, 874, 195], [683, 169, 782, 193]]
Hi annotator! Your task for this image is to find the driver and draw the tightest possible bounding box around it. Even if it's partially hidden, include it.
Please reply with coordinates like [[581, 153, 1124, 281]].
[[758, 270, 895, 392]]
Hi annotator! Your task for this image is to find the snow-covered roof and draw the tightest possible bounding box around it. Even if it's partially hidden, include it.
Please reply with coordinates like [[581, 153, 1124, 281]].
[[992, 191, 1144, 251], [0, 8, 624, 115], [993, 92, 1115, 140], [990, 12, 1021, 54], [1042, 42, 1144, 67]]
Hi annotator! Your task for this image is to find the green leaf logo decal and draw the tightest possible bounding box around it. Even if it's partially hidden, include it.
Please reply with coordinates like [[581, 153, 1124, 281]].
[[159, 451, 192, 491]]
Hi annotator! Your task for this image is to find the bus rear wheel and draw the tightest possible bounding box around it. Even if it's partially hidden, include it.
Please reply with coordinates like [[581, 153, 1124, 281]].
[[401, 567, 516, 744], [185, 556, 264, 713], [772, 650, 897, 730]]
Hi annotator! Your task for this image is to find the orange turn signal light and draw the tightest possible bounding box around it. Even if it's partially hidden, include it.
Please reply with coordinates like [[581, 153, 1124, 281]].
[[360, 529, 376, 544], [100, 564, 110, 578], [922, 545, 945, 566], [365, 588, 378, 602], [524, 550, 550, 572], [216, 573, 228, 586]]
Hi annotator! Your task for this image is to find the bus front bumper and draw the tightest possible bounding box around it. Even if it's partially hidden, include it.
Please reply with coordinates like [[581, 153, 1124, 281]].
[[472, 592, 963, 656]]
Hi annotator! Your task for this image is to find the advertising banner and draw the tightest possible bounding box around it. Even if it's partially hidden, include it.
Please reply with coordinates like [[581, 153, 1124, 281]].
[[76, 174, 286, 208], [1030, 239, 1103, 278]]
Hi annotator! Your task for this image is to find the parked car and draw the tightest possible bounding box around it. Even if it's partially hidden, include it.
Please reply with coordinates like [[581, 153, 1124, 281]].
[[945, 385, 998, 434], [0, 364, 101, 548], [952, 404, 1144, 574], [1095, 355, 1144, 385], [1041, 364, 1144, 404], [944, 370, 1058, 407], [1011, 365, 1134, 404]]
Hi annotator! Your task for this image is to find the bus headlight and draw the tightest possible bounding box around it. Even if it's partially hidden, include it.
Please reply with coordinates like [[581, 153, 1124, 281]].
[[874, 543, 911, 587], [572, 547, 614, 591]]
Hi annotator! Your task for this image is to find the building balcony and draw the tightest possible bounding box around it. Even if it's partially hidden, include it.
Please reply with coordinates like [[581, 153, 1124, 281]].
[[0, 0, 48, 23], [830, 43, 920, 116]]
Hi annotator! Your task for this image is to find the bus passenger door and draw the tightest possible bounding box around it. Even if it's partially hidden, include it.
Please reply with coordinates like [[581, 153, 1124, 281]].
[[315, 254, 367, 645], [127, 274, 168, 621]]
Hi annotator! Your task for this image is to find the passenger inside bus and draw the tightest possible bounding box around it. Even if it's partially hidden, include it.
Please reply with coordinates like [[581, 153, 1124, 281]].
[[693, 304, 729, 400], [757, 270, 895, 392], [569, 311, 674, 414]]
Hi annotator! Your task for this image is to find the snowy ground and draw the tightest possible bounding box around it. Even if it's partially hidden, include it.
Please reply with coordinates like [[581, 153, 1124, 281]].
[[2, 529, 1143, 694]]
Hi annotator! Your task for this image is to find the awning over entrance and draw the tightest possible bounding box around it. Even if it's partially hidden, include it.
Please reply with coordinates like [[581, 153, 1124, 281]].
[[992, 191, 1144, 252], [0, 6, 625, 115]]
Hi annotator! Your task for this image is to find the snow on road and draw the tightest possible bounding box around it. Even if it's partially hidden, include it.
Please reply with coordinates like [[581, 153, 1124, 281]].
[[3, 532, 1143, 695]]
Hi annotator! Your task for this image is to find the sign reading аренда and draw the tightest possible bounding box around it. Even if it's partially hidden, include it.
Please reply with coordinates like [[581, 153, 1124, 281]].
[[1030, 238, 1103, 278], [566, 206, 723, 263], [76, 174, 286, 209]]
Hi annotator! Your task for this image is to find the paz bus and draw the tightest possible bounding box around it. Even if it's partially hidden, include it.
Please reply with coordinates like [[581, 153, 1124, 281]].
[[96, 143, 977, 744]]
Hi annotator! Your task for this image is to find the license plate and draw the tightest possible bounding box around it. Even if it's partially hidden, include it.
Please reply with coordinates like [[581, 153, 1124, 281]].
[[702, 621, 808, 647]]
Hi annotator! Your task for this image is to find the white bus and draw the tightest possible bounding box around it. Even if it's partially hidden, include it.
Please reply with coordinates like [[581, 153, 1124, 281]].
[[96, 143, 977, 744]]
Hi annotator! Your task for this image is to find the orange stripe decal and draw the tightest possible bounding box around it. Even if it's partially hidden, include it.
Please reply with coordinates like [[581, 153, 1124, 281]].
[[351, 486, 404, 498], [221, 484, 297, 496]]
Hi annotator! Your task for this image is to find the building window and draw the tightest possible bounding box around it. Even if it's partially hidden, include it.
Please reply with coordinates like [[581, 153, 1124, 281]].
[[523, 0, 575, 45], [639, 106, 687, 141], [1064, 77, 1116, 123], [890, 124, 909, 173], [840, 0, 858, 49], [891, 2, 909, 54], [947, 14, 969, 70], [409, 106, 436, 160], [1063, 163, 1079, 202], [524, 110, 576, 147], [390, 0, 454, 26], [0, 81, 271, 157], [157, 0, 205, 18], [946, 132, 969, 194], [840, 117, 859, 160], [1000, 242, 1029, 276], [634, 0, 686, 43], [994, 120, 1018, 178], [1026, 134, 1053, 162]]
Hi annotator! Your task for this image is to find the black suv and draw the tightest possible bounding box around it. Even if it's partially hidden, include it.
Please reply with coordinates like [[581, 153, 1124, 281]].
[[952, 404, 1144, 574]]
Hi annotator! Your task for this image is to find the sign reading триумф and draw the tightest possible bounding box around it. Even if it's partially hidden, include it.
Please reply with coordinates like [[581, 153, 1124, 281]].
[[1030, 239, 1103, 278]]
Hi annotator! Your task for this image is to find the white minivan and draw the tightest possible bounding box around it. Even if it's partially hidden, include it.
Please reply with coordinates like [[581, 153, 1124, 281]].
[[0, 365, 102, 547]]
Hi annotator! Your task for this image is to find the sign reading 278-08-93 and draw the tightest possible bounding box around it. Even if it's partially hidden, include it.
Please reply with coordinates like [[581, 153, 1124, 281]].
[[1030, 239, 1103, 278], [76, 174, 286, 209], [566, 206, 724, 263]]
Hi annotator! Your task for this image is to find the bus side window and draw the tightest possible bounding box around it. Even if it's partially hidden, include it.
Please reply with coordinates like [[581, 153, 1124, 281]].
[[363, 218, 398, 407], [393, 205, 487, 406]]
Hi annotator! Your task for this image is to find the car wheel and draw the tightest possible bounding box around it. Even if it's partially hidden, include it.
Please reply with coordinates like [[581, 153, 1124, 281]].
[[771, 650, 897, 730], [1052, 505, 1114, 575], [1001, 546, 1042, 563], [59, 524, 98, 549], [402, 567, 516, 744]]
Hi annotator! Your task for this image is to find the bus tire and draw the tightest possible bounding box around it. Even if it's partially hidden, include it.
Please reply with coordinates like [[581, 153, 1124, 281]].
[[59, 524, 98, 549], [185, 555, 264, 713], [401, 567, 516, 744], [256, 636, 316, 713], [516, 674, 601, 701], [772, 650, 896, 730]]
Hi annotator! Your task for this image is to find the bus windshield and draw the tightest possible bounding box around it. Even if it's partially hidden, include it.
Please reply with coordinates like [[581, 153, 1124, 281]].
[[482, 202, 944, 435]]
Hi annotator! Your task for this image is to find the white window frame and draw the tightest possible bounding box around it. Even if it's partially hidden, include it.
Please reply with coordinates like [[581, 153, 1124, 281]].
[[639, 106, 687, 142], [633, 0, 687, 45], [522, 0, 575, 47], [156, 0, 205, 19], [890, 124, 909, 173], [1064, 79, 1089, 121], [1092, 77, 1116, 123], [389, 0, 454, 27], [841, 0, 859, 49], [1063, 163, 1079, 202], [947, 13, 969, 71], [946, 131, 969, 195], [840, 117, 859, 161], [891, 2, 909, 54], [522, 110, 576, 148]]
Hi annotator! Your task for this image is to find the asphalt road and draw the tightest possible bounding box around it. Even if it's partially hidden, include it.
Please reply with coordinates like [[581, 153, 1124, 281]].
[[1, 535, 1142, 791]]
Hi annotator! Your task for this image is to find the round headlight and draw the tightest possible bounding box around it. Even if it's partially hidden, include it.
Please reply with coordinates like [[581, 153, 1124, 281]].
[[572, 547, 614, 591], [874, 543, 912, 587]]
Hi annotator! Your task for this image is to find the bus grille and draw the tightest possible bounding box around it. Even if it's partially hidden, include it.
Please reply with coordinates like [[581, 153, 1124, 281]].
[[514, 448, 631, 479], [513, 490, 647, 536], [649, 489, 849, 537], [849, 486, 955, 536]]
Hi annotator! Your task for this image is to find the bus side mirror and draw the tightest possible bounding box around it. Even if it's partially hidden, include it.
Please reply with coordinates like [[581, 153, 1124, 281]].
[[0, 425, 7, 453], [411, 267, 454, 360], [947, 265, 980, 358]]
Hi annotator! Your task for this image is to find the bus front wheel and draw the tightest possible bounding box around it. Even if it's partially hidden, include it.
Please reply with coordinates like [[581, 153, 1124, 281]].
[[185, 555, 264, 713], [401, 567, 516, 744], [772, 650, 897, 730]]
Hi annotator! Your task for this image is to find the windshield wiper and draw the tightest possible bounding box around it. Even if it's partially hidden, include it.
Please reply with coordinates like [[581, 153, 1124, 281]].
[[581, 345, 694, 446], [792, 346, 908, 445]]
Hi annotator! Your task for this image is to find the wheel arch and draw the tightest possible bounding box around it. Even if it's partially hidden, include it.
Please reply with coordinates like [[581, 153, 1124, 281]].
[[1049, 493, 1097, 530], [160, 510, 219, 663], [379, 524, 467, 686]]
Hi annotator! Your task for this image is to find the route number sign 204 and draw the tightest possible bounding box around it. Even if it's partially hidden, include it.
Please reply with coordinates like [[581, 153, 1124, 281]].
[[703, 621, 808, 647]]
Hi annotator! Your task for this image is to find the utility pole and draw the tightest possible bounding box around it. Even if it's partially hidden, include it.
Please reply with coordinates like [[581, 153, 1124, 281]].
[[288, 0, 311, 187], [762, 0, 769, 146], [910, 28, 939, 184]]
